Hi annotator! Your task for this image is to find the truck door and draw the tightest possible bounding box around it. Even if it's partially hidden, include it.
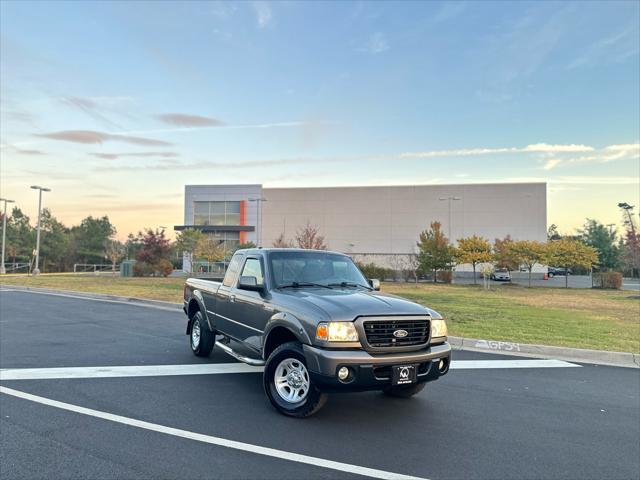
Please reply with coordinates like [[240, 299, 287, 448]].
[[226, 256, 272, 348], [213, 253, 244, 336]]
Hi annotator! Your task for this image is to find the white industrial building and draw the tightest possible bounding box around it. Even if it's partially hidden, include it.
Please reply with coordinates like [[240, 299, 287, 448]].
[[175, 183, 547, 271]]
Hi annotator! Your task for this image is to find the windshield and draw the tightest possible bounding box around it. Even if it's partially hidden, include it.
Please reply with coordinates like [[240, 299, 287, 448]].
[[269, 251, 369, 289]]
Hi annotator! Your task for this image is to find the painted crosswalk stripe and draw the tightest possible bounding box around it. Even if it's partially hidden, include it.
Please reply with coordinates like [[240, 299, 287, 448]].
[[0, 359, 579, 381]]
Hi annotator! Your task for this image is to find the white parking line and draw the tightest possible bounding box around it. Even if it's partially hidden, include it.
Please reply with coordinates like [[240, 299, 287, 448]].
[[0, 288, 180, 312], [0, 363, 262, 380], [0, 385, 428, 480], [0, 359, 579, 381]]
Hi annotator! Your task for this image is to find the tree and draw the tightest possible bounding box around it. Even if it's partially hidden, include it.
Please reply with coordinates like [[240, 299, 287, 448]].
[[194, 235, 227, 271], [124, 233, 144, 260], [175, 229, 205, 273], [134, 229, 173, 277], [272, 233, 294, 248], [104, 238, 125, 275], [509, 240, 546, 287], [621, 228, 640, 277], [71, 216, 116, 264], [545, 238, 598, 288], [236, 241, 257, 251], [5, 207, 34, 265], [579, 219, 619, 271], [547, 224, 561, 241], [416, 221, 455, 282], [493, 235, 519, 272], [39, 208, 69, 272], [454, 235, 493, 284], [295, 222, 327, 250]]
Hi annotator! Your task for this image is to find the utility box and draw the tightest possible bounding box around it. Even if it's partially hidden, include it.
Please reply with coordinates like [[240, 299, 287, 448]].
[[120, 260, 136, 277]]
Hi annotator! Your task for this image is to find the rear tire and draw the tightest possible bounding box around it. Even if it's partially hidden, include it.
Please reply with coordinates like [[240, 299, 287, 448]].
[[263, 341, 327, 418], [190, 311, 214, 357], [383, 382, 426, 398]]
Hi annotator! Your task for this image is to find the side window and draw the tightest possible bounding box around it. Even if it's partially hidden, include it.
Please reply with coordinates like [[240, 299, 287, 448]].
[[240, 258, 264, 286], [222, 254, 244, 287]]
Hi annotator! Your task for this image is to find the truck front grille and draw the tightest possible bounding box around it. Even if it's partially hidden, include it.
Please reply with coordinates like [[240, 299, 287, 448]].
[[363, 318, 430, 348]]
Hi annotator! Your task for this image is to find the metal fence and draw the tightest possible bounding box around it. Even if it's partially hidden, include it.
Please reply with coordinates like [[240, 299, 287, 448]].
[[73, 264, 120, 273]]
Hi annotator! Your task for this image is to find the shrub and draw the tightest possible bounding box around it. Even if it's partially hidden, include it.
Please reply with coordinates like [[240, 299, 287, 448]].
[[593, 272, 623, 290], [356, 262, 393, 280], [436, 270, 453, 284], [133, 259, 173, 277]]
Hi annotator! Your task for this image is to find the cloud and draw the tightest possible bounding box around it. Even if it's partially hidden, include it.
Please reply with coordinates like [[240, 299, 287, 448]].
[[61, 96, 134, 130], [433, 2, 467, 23], [36, 130, 171, 146], [400, 143, 594, 158], [543, 158, 562, 170], [568, 23, 639, 69], [358, 32, 389, 54], [15, 148, 46, 155], [252, 1, 273, 28], [89, 151, 179, 160], [155, 113, 225, 127]]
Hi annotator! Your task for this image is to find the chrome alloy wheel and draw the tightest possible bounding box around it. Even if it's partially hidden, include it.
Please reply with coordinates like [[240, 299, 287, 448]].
[[191, 320, 201, 348], [274, 358, 310, 404]]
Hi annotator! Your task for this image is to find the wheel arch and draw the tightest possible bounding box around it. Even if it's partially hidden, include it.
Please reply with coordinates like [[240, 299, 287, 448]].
[[262, 314, 312, 360], [186, 296, 212, 334]]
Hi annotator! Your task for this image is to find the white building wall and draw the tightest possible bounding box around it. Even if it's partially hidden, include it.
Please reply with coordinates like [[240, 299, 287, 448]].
[[261, 183, 547, 255]]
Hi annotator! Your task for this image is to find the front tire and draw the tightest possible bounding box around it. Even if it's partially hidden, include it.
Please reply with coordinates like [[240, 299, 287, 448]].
[[383, 382, 426, 398], [263, 342, 327, 418], [190, 311, 214, 357]]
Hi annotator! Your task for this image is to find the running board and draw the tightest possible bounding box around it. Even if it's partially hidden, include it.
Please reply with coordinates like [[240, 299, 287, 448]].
[[215, 340, 265, 366]]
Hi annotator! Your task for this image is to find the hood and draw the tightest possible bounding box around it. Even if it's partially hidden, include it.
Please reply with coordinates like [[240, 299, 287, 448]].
[[274, 288, 441, 321]]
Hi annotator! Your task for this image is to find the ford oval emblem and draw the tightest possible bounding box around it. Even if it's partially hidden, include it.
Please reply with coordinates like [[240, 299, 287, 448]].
[[393, 329, 408, 338]]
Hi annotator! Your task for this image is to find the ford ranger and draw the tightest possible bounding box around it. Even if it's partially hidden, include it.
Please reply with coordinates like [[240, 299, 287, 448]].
[[183, 248, 451, 417]]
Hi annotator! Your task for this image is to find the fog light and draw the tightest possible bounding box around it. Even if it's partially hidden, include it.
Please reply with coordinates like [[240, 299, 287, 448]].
[[438, 360, 445, 370], [338, 367, 350, 381]]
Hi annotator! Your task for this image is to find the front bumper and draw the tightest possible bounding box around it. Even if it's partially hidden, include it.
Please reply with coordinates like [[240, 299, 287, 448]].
[[303, 342, 452, 392]]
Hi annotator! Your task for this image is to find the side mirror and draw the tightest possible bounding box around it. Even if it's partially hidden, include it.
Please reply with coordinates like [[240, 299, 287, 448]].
[[238, 276, 264, 292], [369, 278, 381, 291]]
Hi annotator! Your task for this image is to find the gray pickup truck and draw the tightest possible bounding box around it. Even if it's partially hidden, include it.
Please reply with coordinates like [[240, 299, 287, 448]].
[[183, 248, 451, 417]]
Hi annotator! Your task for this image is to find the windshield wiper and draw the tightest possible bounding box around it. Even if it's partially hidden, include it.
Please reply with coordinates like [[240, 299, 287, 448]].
[[328, 282, 373, 290], [277, 282, 333, 290]]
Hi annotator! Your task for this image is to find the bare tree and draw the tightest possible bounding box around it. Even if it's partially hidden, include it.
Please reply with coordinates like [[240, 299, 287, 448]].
[[272, 233, 294, 248], [406, 254, 420, 283], [104, 238, 124, 275], [295, 222, 327, 250]]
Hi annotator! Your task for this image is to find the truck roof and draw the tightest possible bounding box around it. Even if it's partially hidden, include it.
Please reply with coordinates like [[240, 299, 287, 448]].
[[234, 248, 349, 256]]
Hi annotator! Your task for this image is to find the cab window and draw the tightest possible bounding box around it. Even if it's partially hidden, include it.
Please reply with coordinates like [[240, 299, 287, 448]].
[[222, 254, 244, 287], [240, 258, 264, 286]]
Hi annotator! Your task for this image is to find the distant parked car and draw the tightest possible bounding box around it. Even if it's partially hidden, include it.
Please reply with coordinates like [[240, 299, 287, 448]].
[[548, 267, 571, 277], [490, 268, 511, 281]]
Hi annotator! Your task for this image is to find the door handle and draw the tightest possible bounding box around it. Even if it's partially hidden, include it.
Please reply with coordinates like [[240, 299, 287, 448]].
[[229, 294, 236, 303]]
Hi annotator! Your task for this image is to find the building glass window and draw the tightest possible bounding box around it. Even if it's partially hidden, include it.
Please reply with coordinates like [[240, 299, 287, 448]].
[[194, 202, 210, 225], [193, 201, 242, 226]]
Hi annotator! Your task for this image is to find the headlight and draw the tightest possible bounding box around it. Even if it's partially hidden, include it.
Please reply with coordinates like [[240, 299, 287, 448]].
[[431, 319, 448, 338], [316, 322, 359, 342]]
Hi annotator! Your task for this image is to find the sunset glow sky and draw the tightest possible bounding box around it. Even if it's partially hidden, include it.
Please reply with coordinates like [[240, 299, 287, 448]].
[[1, 1, 639, 239]]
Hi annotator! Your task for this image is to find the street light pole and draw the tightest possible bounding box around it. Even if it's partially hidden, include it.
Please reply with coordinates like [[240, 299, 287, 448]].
[[438, 196, 461, 243], [248, 197, 268, 247], [30, 185, 51, 275], [0, 198, 15, 274]]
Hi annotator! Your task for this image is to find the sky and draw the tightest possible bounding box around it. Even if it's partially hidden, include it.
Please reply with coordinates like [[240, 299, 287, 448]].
[[1, 0, 639, 240]]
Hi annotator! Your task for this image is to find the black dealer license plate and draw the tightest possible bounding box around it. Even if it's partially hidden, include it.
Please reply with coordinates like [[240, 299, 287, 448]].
[[392, 365, 417, 386]]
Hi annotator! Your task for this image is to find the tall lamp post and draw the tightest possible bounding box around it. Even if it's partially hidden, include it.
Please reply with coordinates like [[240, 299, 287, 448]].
[[248, 197, 268, 247], [0, 198, 15, 274], [438, 196, 461, 243], [30, 185, 51, 275]]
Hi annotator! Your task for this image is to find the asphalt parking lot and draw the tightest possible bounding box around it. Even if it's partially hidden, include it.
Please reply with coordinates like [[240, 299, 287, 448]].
[[1, 289, 639, 480]]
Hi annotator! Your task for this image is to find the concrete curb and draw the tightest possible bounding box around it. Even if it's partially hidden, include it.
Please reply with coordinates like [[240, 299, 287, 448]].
[[2, 284, 638, 368], [449, 336, 640, 369], [0, 285, 182, 311]]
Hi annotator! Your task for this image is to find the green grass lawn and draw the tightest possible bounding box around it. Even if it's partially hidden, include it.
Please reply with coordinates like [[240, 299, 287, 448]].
[[2, 275, 639, 353]]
